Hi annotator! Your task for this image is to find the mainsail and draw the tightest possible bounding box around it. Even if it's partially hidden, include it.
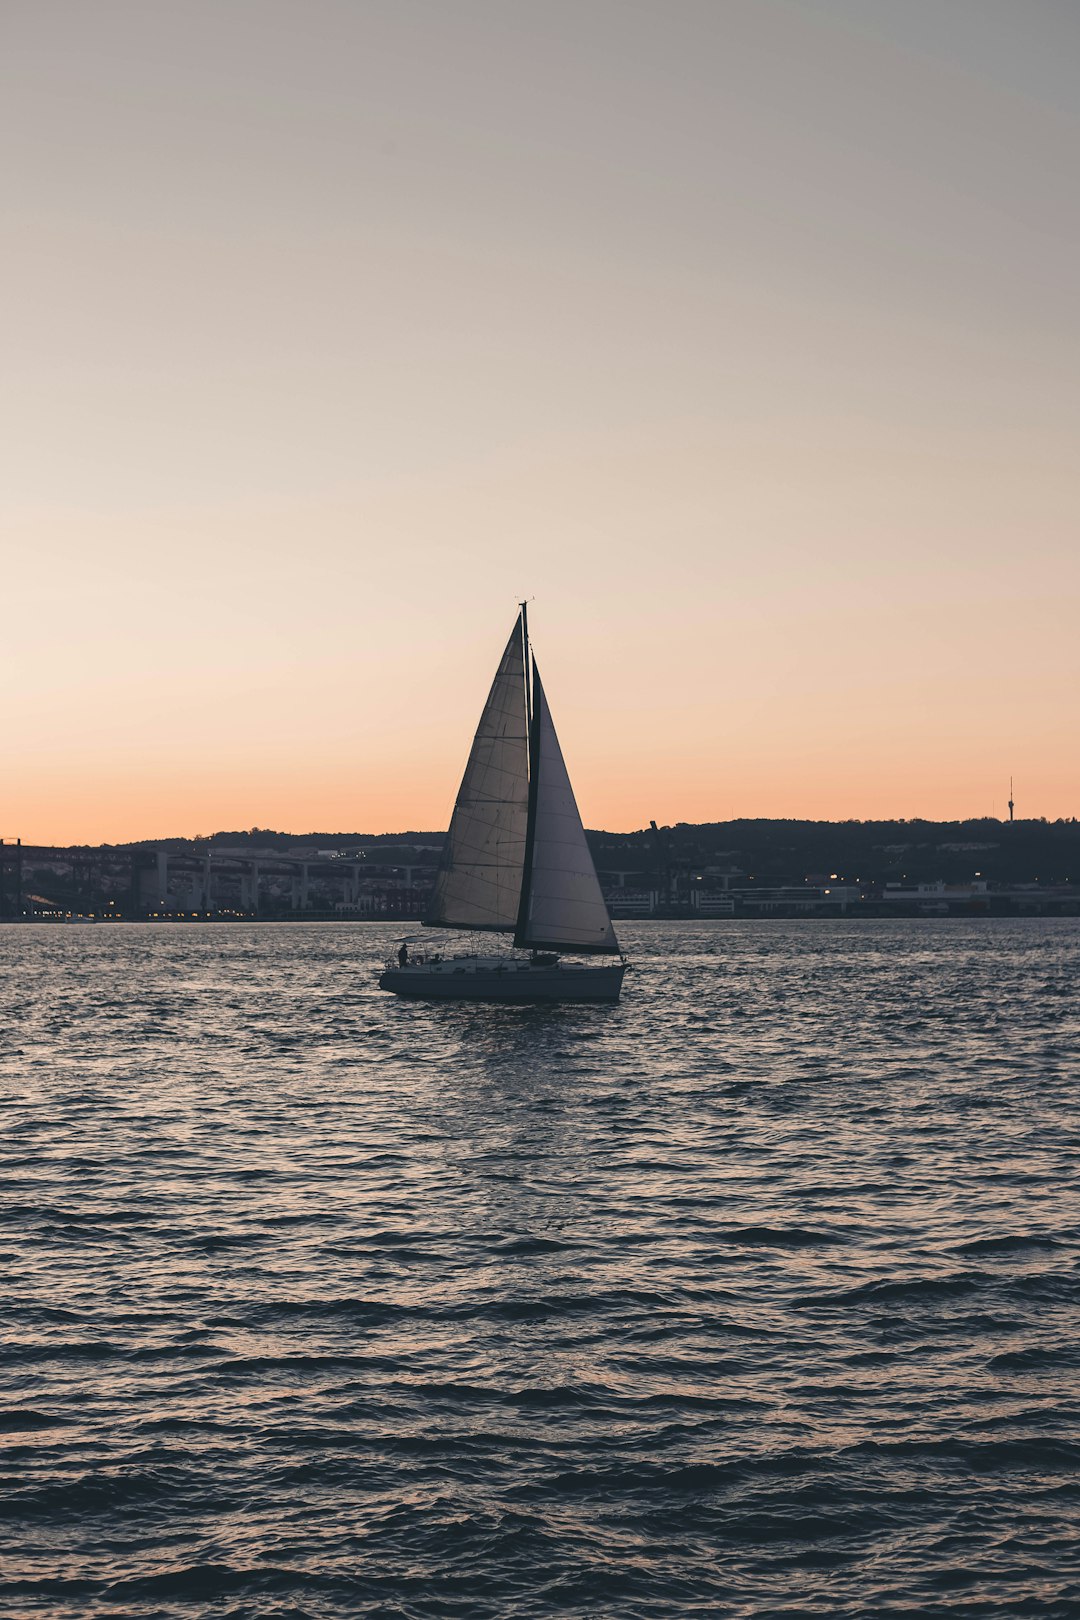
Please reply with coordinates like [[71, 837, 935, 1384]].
[[427, 610, 620, 956], [426, 615, 530, 931], [514, 665, 620, 955]]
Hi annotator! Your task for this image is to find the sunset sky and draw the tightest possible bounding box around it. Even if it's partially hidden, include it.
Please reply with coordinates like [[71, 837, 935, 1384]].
[[4, 0, 1078, 844]]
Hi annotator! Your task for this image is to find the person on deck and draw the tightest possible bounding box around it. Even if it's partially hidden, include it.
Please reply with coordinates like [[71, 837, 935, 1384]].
[[398, 942, 409, 968]]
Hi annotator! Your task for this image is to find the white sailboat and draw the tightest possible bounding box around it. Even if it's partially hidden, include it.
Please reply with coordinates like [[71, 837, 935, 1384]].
[[378, 607, 626, 1003]]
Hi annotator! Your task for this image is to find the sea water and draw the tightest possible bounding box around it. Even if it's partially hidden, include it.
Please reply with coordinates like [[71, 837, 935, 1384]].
[[1, 919, 1077, 1617]]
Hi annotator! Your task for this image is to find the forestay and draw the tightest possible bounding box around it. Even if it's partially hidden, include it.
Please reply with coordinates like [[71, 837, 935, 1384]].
[[426, 616, 530, 932], [514, 666, 620, 955]]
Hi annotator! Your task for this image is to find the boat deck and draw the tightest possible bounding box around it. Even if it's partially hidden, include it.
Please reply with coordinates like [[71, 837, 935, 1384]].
[[378, 953, 625, 1003]]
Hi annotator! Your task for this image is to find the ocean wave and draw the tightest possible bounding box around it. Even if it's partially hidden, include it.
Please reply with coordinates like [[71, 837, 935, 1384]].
[[2, 916, 1078, 1618]]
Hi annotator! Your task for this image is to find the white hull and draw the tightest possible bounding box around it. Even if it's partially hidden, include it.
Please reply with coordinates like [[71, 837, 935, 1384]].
[[378, 954, 625, 1003]]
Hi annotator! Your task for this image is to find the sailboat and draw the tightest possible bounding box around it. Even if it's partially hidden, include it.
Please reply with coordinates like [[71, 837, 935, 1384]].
[[378, 606, 626, 1003]]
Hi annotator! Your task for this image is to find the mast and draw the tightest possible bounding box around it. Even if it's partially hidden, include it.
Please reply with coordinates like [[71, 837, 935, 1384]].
[[515, 632, 541, 947], [520, 600, 532, 729]]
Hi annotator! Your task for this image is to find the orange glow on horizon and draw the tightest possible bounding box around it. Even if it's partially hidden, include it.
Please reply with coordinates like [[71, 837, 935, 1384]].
[[2, 4, 1077, 846]]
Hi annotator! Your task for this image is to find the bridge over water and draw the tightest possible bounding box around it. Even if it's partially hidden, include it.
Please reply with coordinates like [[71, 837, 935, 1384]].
[[0, 840, 432, 919]]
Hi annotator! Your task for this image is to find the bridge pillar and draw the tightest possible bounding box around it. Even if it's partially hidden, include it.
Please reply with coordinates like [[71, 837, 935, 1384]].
[[156, 851, 169, 908]]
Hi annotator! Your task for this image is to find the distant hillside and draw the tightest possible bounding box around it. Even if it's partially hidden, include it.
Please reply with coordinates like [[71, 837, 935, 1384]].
[[108, 816, 1080, 886], [587, 818, 1080, 887], [114, 829, 446, 853]]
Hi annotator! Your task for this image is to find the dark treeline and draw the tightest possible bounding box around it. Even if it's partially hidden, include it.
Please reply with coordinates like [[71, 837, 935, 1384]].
[[114, 829, 443, 853], [588, 818, 1080, 887], [105, 817, 1080, 887]]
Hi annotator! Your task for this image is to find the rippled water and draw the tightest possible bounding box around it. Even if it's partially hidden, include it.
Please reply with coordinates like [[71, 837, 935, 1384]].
[[1, 919, 1078, 1617]]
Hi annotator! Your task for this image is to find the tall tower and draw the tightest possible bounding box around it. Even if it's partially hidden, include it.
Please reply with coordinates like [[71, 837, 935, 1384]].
[[1008, 777, 1014, 823]]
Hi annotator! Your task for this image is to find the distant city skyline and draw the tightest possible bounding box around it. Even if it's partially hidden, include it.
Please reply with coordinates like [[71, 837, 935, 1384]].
[[4, 1, 1078, 845]]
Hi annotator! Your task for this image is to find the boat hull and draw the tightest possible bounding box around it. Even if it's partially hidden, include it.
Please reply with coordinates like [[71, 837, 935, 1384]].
[[378, 957, 625, 1003]]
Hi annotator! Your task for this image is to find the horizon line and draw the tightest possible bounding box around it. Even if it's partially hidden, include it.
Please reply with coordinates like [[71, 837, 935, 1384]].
[[4, 811, 1076, 851]]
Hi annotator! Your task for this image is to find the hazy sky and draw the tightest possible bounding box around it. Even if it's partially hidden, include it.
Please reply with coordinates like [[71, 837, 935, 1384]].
[[4, 0, 1078, 842]]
